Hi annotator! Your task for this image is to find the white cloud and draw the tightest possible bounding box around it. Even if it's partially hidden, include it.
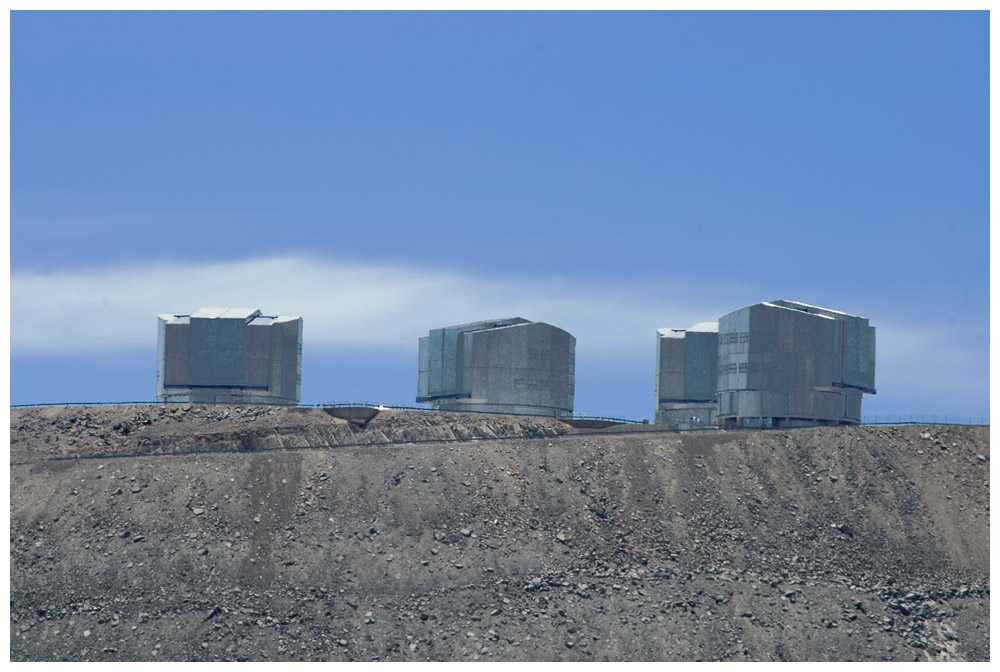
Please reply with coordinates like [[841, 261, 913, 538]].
[[10, 255, 727, 357], [9, 256, 989, 416]]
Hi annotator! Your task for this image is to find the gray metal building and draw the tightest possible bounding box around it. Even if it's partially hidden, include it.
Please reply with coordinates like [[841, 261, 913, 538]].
[[417, 318, 575, 417], [655, 322, 719, 429], [716, 300, 876, 428], [156, 307, 302, 405]]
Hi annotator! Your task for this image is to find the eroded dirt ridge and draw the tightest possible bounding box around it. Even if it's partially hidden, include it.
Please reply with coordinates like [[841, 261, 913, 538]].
[[9, 406, 571, 462], [10, 406, 990, 661]]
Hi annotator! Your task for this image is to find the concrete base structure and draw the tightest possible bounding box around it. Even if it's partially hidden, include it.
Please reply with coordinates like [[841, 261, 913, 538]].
[[433, 401, 573, 417], [654, 404, 718, 430], [417, 318, 575, 418], [156, 307, 302, 405]]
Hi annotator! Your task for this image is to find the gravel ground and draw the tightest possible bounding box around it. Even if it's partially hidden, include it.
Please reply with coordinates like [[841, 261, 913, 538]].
[[10, 407, 990, 661]]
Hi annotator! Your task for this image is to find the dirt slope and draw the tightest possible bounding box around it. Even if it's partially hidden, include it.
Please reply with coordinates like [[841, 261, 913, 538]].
[[9, 406, 990, 661]]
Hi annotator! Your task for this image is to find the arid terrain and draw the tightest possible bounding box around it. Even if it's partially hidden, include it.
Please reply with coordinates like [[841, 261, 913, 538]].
[[9, 405, 990, 661]]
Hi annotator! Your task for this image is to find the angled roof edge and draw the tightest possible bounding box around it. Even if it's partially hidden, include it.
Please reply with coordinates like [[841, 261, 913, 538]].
[[657, 321, 718, 338], [766, 299, 869, 321], [191, 307, 262, 320]]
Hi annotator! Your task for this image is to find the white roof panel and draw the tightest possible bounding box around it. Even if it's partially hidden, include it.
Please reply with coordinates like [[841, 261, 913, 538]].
[[657, 322, 717, 338], [191, 307, 261, 320], [761, 301, 837, 320]]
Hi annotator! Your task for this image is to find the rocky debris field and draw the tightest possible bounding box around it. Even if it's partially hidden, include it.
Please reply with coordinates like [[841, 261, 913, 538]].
[[9, 405, 570, 462], [9, 407, 990, 661]]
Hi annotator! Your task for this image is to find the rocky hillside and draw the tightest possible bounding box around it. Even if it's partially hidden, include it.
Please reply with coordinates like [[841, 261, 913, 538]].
[[9, 406, 990, 661]]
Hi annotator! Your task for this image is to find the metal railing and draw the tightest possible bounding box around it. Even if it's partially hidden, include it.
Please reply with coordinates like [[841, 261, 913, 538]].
[[568, 414, 646, 425], [861, 414, 989, 427], [324, 401, 430, 412]]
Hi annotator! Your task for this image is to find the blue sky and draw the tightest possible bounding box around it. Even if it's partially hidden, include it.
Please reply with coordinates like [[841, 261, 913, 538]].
[[10, 10, 990, 421]]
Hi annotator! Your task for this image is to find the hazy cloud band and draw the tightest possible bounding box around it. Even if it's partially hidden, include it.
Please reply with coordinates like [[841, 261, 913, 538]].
[[12, 256, 730, 356], [10, 255, 988, 416]]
